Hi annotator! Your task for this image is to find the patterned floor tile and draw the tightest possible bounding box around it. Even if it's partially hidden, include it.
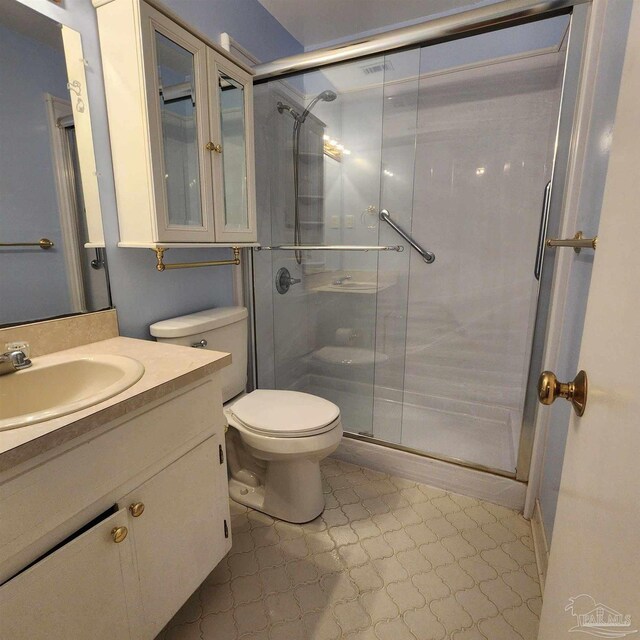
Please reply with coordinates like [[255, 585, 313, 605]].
[[158, 460, 541, 640]]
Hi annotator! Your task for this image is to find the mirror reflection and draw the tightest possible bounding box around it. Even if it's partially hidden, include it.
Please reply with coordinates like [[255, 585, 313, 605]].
[[0, 0, 110, 327], [218, 71, 248, 230], [156, 30, 203, 228]]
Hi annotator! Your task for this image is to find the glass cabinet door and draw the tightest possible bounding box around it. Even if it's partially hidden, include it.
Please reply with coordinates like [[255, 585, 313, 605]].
[[142, 4, 214, 242], [155, 32, 203, 228], [209, 52, 256, 242]]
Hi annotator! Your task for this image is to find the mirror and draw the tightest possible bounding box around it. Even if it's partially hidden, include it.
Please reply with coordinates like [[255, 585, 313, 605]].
[[0, 0, 110, 327]]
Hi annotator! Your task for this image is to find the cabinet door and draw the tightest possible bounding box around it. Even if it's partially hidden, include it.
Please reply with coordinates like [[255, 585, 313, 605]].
[[0, 509, 140, 640], [208, 49, 257, 243], [121, 435, 230, 638], [140, 3, 215, 242]]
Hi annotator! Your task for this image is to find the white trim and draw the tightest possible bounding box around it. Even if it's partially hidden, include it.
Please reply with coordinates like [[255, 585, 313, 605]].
[[332, 437, 527, 511], [61, 27, 105, 246], [531, 499, 550, 594], [45, 94, 86, 314], [524, 0, 606, 519], [220, 32, 260, 66]]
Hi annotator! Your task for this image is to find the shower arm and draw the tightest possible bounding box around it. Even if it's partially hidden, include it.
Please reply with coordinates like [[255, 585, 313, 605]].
[[379, 210, 435, 263]]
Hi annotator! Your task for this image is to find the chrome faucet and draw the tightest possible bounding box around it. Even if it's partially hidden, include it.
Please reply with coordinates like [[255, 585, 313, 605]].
[[0, 349, 32, 376], [332, 275, 352, 285]]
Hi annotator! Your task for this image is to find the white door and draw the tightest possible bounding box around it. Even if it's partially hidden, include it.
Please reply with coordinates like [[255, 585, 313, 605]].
[[538, 2, 640, 637]]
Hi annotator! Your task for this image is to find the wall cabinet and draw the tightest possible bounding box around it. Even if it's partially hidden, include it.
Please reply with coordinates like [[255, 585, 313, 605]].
[[0, 375, 231, 639], [95, 0, 256, 245]]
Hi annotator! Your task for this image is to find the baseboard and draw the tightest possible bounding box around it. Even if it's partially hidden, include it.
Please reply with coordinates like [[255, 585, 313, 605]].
[[331, 436, 527, 511], [531, 498, 550, 594]]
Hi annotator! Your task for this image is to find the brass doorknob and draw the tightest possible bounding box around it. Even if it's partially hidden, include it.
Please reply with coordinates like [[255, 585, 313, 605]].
[[111, 526, 128, 543], [537, 370, 588, 416], [205, 142, 222, 153], [129, 502, 145, 518]]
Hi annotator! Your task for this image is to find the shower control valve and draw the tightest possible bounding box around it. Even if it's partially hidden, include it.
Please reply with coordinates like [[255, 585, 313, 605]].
[[276, 267, 301, 295]]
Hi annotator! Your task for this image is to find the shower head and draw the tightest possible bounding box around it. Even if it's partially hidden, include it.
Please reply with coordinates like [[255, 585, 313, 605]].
[[299, 89, 338, 123], [277, 90, 338, 124], [320, 90, 337, 102]]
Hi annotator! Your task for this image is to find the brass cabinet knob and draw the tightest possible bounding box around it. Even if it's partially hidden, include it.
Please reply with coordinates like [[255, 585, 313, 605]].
[[537, 370, 588, 417], [129, 502, 145, 518], [205, 142, 223, 153], [111, 526, 128, 543]]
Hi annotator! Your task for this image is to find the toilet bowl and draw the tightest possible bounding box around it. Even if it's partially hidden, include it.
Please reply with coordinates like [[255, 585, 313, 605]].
[[225, 389, 342, 523], [150, 307, 343, 524]]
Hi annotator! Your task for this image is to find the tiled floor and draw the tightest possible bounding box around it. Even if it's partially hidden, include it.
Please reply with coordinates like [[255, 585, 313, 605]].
[[158, 459, 541, 640]]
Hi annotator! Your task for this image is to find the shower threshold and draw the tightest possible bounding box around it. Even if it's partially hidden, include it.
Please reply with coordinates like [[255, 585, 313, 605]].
[[343, 431, 518, 480]]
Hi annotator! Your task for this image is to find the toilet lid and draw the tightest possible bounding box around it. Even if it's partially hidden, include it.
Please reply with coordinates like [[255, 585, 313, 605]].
[[227, 390, 340, 437]]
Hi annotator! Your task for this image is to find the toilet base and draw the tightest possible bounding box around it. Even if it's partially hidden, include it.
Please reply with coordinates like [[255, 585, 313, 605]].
[[229, 457, 326, 523]]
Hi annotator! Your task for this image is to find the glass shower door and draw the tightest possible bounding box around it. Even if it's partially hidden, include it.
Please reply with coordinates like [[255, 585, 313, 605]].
[[252, 13, 568, 476], [374, 17, 568, 474], [252, 60, 388, 436]]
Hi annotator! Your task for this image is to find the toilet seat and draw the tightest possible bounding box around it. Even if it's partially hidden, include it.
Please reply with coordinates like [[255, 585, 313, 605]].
[[227, 389, 340, 438]]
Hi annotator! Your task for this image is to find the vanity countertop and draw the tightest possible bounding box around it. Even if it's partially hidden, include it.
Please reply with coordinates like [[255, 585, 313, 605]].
[[0, 337, 231, 474]]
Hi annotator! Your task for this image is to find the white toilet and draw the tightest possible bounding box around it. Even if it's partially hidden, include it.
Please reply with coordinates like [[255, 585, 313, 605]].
[[150, 307, 343, 523]]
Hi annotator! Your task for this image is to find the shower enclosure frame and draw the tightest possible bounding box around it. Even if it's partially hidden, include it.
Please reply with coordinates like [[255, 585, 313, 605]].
[[248, 0, 594, 483]]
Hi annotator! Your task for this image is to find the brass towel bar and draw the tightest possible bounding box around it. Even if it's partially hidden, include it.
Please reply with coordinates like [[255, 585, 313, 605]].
[[546, 231, 597, 253], [151, 247, 241, 272], [0, 238, 54, 250]]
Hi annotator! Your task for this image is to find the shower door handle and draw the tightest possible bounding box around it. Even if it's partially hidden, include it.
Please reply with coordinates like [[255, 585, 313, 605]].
[[534, 181, 552, 281]]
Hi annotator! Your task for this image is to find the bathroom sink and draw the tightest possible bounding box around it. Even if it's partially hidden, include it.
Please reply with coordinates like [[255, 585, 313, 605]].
[[0, 355, 145, 431], [328, 281, 378, 291]]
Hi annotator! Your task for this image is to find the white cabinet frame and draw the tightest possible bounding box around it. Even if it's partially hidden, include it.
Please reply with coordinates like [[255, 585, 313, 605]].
[[208, 51, 257, 243], [95, 0, 257, 246]]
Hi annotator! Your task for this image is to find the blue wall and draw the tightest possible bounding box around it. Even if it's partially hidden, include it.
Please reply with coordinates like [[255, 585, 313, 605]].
[[17, 0, 301, 339]]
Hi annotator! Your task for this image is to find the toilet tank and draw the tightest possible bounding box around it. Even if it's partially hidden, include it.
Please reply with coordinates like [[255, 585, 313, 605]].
[[150, 307, 248, 402]]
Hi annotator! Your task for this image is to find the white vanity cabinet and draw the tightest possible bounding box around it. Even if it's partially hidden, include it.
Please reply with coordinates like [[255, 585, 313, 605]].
[[121, 435, 230, 638], [0, 374, 231, 640], [95, 0, 256, 245], [0, 508, 137, 639]]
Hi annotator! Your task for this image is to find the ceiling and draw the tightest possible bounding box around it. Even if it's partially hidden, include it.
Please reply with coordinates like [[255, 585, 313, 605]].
[[257, 0, 482, 50]]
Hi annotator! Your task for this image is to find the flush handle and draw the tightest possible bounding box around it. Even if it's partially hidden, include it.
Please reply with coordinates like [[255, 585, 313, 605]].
[[537, 370, 588, 417], [191, 339, 208, 349]]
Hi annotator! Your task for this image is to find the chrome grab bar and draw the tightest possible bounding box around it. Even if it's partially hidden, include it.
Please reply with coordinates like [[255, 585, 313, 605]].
[[379, 210, 435, 263], [256, 244, 404, 252]]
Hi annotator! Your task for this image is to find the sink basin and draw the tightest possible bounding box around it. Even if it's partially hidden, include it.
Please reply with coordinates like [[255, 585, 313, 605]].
[[328, 281, 378, 291], [0, 355, 145, 431]]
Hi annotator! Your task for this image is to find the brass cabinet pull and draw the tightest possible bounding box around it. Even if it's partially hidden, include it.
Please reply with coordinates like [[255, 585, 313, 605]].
[[538, 370, 588, 417], [546, 231, 597, 253], [129, 502, 145, 518], [111, 526, 128, 543], [205, 142, 222, 153]]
